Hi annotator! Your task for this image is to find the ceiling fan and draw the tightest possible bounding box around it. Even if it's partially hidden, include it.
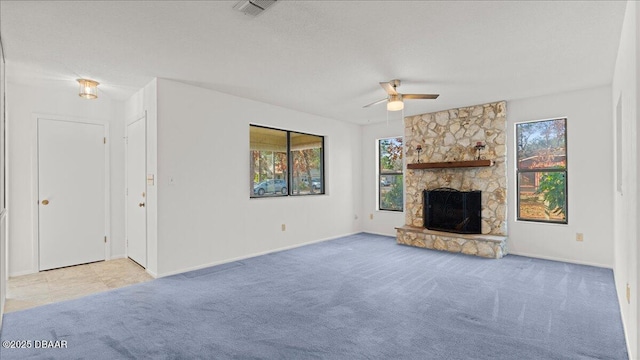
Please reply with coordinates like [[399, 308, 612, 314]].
[[363, 79, 439, 111]]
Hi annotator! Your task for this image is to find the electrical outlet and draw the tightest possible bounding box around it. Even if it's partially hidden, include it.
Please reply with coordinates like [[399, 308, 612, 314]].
[[281, 224, 286, 232], [369, 213, 373, 220], [576, 233, 584, 242], [627, 283, 631, 304]]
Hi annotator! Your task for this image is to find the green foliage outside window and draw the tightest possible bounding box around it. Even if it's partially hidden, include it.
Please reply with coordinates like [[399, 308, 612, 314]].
[[516, 118, 567, 223], [536, 171, 566, 218], [379, 137, 403, 211]]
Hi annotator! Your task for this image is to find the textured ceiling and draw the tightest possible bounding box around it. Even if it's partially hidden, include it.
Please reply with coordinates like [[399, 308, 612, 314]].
[[0, 1, 627, 124]]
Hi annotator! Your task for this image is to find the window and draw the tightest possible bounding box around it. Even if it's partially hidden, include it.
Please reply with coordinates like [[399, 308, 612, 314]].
[[290, 132, 324, 195], [378, 137, 403, 211], [250, 125, 324, 198], [516, 118, 567, 223]]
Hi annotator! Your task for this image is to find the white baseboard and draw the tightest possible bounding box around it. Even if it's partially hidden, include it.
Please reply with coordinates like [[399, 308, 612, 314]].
[[156, 232, 361, 278], [362, 231, 396, 238], [508, 250, 612, 269], [9, 269, 38, 277]]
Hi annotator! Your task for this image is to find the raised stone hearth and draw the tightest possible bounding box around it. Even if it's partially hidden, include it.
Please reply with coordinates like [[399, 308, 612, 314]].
[[396, 225, 507, 259]]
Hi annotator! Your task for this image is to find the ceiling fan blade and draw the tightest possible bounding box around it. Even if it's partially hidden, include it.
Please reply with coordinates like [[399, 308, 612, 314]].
[[403, 93, 440, 100], [363, 98, 388, 108], [379, 81, 398, 95]]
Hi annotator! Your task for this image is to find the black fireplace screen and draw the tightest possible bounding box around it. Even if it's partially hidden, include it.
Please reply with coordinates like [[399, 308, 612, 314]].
[[423, 188, 481, 234]]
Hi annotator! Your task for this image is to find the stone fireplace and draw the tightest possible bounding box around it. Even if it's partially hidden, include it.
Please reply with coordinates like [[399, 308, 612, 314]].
[[396, 101, 508, 258]]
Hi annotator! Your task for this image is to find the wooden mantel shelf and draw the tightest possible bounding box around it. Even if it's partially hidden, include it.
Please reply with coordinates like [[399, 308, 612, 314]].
[[407, 159, 494, 169]]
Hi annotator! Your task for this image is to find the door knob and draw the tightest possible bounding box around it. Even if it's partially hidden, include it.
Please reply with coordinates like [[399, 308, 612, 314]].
[[138, 202, 145, 207], [41, 199, 50, 205]]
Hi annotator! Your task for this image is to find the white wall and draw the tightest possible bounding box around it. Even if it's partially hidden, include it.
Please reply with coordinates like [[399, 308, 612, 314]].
[[636, 1, 639, 352], [152, 79, 362, 276], [612, 1, 639, 357], [6, 81, 125, 276], [507, 86, 614, 268], [0, 38, 6, 327], [110, 102, 126, 259], [361, 120, 405, 236]]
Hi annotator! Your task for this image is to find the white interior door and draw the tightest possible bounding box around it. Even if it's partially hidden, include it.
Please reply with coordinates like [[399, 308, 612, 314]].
[[38, 118, 106, 271], [126, 116, 147, 267]]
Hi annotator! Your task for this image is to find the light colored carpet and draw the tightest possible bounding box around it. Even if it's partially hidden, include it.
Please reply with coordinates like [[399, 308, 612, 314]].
[[0, 233, 628, 359]]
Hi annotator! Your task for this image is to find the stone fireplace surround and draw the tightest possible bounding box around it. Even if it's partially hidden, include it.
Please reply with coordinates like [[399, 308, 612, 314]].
[[396, 101, 508, 259]]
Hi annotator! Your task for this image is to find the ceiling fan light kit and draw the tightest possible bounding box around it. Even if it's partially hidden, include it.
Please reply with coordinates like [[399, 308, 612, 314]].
[[387, 94, 404, 111], [364, 79, 439, 113]]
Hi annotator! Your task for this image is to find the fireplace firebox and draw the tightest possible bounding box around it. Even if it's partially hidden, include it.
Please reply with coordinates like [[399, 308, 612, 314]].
[[423, 188, 481, 234]]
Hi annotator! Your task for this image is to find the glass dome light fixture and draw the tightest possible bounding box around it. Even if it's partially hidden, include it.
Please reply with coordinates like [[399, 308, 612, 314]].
[[77, 78, 99, 99], [386, 94, 404, 111]]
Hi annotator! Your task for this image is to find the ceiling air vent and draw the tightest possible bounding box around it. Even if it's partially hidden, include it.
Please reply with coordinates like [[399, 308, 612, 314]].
[[233, 0, 277, 17]]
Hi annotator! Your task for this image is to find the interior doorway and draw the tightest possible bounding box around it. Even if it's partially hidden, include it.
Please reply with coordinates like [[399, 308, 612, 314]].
[[126, 114, 147, 268]]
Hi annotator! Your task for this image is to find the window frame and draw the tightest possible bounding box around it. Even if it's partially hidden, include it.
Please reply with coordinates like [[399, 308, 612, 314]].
[[250, 124, 325, 198], [378, 137, 403, 212], [515, 118, 568, 224]]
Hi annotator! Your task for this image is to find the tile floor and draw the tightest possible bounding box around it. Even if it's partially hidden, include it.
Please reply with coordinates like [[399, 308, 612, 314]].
[[4, 258, 153, 313]]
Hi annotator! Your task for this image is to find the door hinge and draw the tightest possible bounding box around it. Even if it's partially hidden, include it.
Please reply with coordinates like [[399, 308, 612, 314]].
[[104, 236, 107, 243], [103, 137, 107, 144]]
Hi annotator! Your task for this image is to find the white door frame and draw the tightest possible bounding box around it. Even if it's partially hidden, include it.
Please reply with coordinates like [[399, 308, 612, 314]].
[[125, 112, 147, 265], [31, 113, 111, 273]]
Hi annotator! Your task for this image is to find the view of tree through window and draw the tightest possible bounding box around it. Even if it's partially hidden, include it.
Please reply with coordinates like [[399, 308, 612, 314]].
[[516, 118, 567, 223], [290, 132, 323, 195], [250, 125, 324, 198], [250, 126, 288, 197], [379, 137, 403, 211]]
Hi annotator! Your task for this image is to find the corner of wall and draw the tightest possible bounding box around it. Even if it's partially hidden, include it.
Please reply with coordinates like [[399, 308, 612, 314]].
[[0, 34, 5, 328], [611, 1, 639, 358], [360, 120, 405, 236]]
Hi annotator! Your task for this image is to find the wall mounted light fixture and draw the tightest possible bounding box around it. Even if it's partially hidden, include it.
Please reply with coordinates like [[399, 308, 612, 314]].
[[474, 141, 486, 160], [77, 78, 99, 99]]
